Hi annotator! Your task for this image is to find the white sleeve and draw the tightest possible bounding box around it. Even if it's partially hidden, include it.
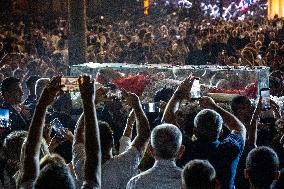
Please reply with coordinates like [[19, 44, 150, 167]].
[[113, 146, 141, 188], [72, 143, 86, 181], [119, 136, 132, 154]]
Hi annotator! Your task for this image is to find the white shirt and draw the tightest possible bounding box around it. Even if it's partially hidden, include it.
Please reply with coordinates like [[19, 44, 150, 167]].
[[72, 143, 141, 189], [126, 159, 182, 189], [119, 136, 132, 154]]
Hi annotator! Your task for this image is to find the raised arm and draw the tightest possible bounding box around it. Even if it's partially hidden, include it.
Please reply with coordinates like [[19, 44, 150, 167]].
[[161, 75, 195, 125], [200, 96, 247, 140], [73, 113, 85, 146], [248, 98, 262, 148], [122, 90, 150, 153], [119, 110, 136, 154], [123, 110, 135, 139], [21, 76, 63, 184], [79, 76, 101, 189]]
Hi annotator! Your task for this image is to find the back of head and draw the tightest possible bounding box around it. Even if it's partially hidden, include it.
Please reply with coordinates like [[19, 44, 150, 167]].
[[151, 124, 182, 159], [1, 76, 20, 95], [246, 146, 279, 189], [35, 154, 75, 189], [39, 154, 66, 170], [2, 131, 28, 176], [182, 159, 216, 189], [99, 121, 113, 154], [231, 95, 251, 115], [194, 109, 223, 140]]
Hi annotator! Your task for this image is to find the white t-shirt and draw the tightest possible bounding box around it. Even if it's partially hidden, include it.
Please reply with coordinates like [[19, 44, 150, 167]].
[[119, 136, 132, 154], [72, 143, 141, 189], [126, 159, 182, 189]]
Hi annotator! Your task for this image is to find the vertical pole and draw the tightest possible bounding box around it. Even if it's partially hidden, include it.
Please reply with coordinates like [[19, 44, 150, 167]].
[[68, 0, 87, 66]]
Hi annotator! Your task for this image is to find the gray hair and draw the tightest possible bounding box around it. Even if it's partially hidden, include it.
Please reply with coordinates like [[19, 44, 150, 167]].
[[35, 78, 50, 99], [194, 109, 223, 140], [151, 124, 182, 159]]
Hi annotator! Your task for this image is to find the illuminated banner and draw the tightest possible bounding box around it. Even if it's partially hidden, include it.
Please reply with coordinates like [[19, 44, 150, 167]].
[[144, 0, 149, 15], [268, 0, 284, 19]]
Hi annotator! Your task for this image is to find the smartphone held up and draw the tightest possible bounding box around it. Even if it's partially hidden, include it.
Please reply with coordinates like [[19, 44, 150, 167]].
[[260, 88, 271, 111], [190, 78, 202, 100], [0, 108, 10, 128], [50, 118, 65, 138]]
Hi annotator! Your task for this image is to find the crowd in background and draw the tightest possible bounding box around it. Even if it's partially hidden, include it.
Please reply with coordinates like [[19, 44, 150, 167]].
[[0, 1, 284, 189]]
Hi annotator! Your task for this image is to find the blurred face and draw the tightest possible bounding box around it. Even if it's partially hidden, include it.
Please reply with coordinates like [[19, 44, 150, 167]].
[[258, 34, 265, 42], [269, 32, 275, 39]]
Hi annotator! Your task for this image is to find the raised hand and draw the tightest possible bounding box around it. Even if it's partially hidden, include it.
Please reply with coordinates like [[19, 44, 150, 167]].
[[121, 89, 140, 108], [63, 129, 74, 143], [78, 75, 95, 102], [199, 96, 217, 109], [127, 109, 136, 125], [175, 74, 195, 99], [95, 87, 107, 104], [39, 76, 64, 107]]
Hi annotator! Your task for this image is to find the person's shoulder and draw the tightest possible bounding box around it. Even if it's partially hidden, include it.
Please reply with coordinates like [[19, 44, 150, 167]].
[[113, 146, 141, 162], [218, 132, 245, 157], [127, 169, 153, 185], [225, 132, 244, 140], [117, 145, 140, 156]]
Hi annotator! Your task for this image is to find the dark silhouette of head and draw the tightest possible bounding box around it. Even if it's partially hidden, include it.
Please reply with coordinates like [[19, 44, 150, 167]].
[[194, 109, 223, 141], [34, 154, 75, 189], [1, 77, 23, 105], [182, 159, 217, 189], [245, 146, 280, 189]]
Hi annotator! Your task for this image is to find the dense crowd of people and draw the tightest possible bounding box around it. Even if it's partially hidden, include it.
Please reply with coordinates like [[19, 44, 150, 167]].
[[0, 1, 284, 189]]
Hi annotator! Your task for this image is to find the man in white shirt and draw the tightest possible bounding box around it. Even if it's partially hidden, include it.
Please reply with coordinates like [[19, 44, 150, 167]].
[[126, 123, 185, 189], [73, 90, 150, 189]]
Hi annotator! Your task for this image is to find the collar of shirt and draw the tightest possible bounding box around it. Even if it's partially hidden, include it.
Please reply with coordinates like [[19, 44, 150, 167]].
[[153, 159, 177, 168]]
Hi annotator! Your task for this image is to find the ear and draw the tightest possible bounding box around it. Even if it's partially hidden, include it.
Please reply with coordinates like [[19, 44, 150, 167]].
[[176, 145, 185, 159], [244, 169, 249, 179], [274, 171, 280, 181], [148, 144, 157, 159]]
